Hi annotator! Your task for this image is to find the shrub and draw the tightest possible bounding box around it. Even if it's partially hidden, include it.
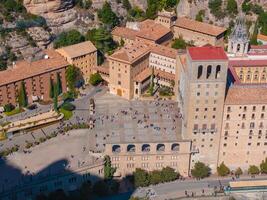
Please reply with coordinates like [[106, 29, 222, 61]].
[[235, 167, 243, 176], [4, 103, 14, 112], [191, 162, 211, 179], [248, 165, 260, 175], [61, 102, 76, 111], [89, 73, 103, 86], [217, 162, 230, 176]]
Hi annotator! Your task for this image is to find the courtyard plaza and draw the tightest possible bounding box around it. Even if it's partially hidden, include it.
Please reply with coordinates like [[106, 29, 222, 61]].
[[89, 93, 183, 152], [0, 90, 183, 194]]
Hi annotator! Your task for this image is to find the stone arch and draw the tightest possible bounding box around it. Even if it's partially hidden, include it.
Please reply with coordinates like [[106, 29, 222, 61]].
[[197, 65, 203, 79], [127, 144, 136, 152], [206, 65, 212, 79], [156, 144, 165, 152], [142, 144, 151, 152], [112, 145, 121, 153], [215, 65, 221, 79], [171, 143, 180, 151]]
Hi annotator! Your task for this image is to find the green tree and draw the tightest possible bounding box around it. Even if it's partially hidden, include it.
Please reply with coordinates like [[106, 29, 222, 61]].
[[128, 6, 145, 21], [258, 12, 267, 35], [195, 10, 205, 22], [242, 0, 252, 14], [66, 65, 79, 92], [18, 81, 27, 107], [226, 0, 238, 15], [85, 28, 118, 53], [161, 167, 179, 182], [79, 181, 92, 200], [93, 181, 109, 196], [133, 168, 150, 187], [208, 0, 225, 19], [171, 36, 187, 49], [123, 0, 132, 10], [191, 162, 210, 179], [146, 0, 158, 19], [149, 170, 162, 185], [260, 158, 267, 174], [49, 78, 54, 99], [4, 103, 14, 112], [248, 165, 260, 175], [53, 83, 58, 112], [56, 73, 62, 95], [234, 167, 243, 176], [98, 2, 119, 28], [75, 0, 92, 9], [149, 68, 155, 96], [165, 0, 178, 9], [54, 30, 85, 49], [217, 162, 230, 176], [89, 73, 103, 86], [104, 155, 116, 179]]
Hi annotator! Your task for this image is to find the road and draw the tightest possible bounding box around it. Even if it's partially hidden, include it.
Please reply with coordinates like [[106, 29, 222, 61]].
[[133, 175, 267, 200]]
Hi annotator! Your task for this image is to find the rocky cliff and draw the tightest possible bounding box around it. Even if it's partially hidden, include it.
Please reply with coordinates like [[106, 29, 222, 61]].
[[23, 0, 77, 33]]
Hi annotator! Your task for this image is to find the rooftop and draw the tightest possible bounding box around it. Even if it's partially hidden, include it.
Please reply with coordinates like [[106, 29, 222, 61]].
[[134, 67, 152, 82], [56, 41, 97, 59], [225, 86, 267, 105], [0, 50, 69, 86], [257, 34, 267, 41], [150, 44, 178, 59], [174, 17, 226, 37], [229, 59, 267, 67], [188, 46, 228, 61], [136, 19, 172, 42], [109, 43, 150, 64], [111, 26, 138, 40]]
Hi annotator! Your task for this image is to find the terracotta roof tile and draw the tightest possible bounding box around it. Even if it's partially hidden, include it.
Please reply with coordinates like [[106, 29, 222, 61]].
[[56, 41, 97, 59], [0, 50, 69, 86], [149, 44, 177, 59], [257, 34, 267, 41], [109, 43, 150, 64], [136, 20, 171, 41], [154, 69, 175, 81], [175, 17, 226, 37], [134, 67, 152, 82], [111, 27, 138, 40], [188, 46, 228, 60], [225, 86, 267, 105]]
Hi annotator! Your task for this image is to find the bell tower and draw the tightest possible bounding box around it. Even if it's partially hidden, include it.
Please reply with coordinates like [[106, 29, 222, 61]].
[[227, 16, 249, 56]]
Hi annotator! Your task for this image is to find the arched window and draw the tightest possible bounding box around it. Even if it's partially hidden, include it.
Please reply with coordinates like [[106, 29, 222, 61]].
[[237, 44, 241, 52], [197, 65, 203, 79], [142, 144, 151, 152], [171, 143, 180, 151], [215, 65, 221, 79], [156, 144, 165, 152], [127, 144, 136, 152], [112, 145, 121, 153], [206, 65, 212, 79]]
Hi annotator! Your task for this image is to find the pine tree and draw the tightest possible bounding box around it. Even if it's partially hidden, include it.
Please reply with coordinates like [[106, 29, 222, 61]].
[[53, 83, 58, 112], [18, 81, 27, 107], [49, 78, 54, 99], [56, 73, 62, 95]]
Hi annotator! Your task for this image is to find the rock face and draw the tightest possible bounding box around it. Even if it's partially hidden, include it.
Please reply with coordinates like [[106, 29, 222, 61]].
[[27, 27, 52, 49], [23, 0, 77, 33]]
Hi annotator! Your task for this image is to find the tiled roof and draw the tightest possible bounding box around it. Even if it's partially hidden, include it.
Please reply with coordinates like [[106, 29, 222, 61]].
[[0, 50, 69, 86], [111, 27, 138, 40], [56, 41, 97, 59], [149, 44, 177, 59], [154, 69, 175, 81], [225, 86, 267, 105], [109, 43, 150, 64], [257, 34, 267, 41], [175, 17, 226, 36], [188, 46, 228, 61], [136, 19, 171, 41], [134, 67, 152, 82], [229, 59, 267, 67]]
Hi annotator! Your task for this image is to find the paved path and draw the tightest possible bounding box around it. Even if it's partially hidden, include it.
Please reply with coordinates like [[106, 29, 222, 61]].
[[132, 175, 267, 200]]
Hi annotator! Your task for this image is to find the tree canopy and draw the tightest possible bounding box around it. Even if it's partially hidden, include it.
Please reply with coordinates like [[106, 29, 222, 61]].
[[217, 162, 230, 176], [208, 0, 225, 19], [171, 36, 188, 49], [18, 81, 27, 107], [260, 158, 267, 174], [54, 30, 85, 49], [66, 65, 80, 92], [226, 0, 238, 15], [191, 162, 210, 179], [146, 0, 178, 19], [97, 2, 119, 28], [104, 156, 116, 179], [89, 73, 103, 86], [248, 165, 260, 175]]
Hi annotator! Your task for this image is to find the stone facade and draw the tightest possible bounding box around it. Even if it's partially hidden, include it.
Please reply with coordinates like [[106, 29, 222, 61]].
[[105, 141, 192, 177]]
